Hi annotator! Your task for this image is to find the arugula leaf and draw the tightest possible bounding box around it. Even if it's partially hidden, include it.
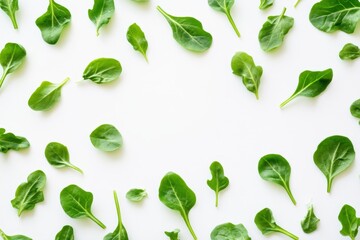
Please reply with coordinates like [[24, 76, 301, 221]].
[[88, 0, 115, 36], [255, 208, 299, 240], [83, 58, 122, 84], [11, 170, 46, 216], [231, 52, 263, 99], [0, 0, 19, 29], [210, 223, 251, 240], [45, 142, 83, 173], [338, 204, 359, 240], [339, 43, 360, 60], [159, 172, 198, 240], [258, 8, 294, 52], [301, 205, 320, 233], [258, 154, 296, 205], [35, 0, 71, 45], [55, 225, 74, 240], [127, 23, 149, 61], [60, 184, 106, 229], [350, 99, 360, 122], [208, 0, 240, 37], [259, 0, 274, 10], [90, 124, 122, 152], [126, 189, 147, 202], [310, 0, 360, 33], [28, 77, 69, 111], [280, 68, 333, 108], [104, 191, 128, 240], [0, 42, 26, 89], [314, 135, 355, 192], [207, 161, 229, 207], [165, 229, 180, 240], [157, 6, 212, 53], [0, 229, 31, 240], [0, 128, 30, 153]]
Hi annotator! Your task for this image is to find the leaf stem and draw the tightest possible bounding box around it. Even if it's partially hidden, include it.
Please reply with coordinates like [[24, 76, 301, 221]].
[[181, 213, 198, 240], [280, 7, 287, 18], [156, 6, 169, 19], [327, 178, 333, 193], [10, 12, 18, 29], [60, 77, 70, 87], [65, 162, 83, 174], [280, 94, 297, 108], [0, 71, 7, 89], [225, 11, 240, 37], [284, 186, 297, 205], [113, 191, 123, 230], [87, 212, 106, 229], [294, 0, 302, 7], [276, 226, 299, 240]]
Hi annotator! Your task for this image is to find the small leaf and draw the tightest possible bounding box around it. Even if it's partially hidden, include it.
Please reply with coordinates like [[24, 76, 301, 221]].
[[0, 0, 19, 29], [55, 225, 74, 240], [104, 191, 128, 240], [0, 128, 30, 153], [259, 0, 274, 10], [45, 142, 83, 173], [0, 229, 32, 240], [83, 58, 122, 84], [127, 23, 149, 61], [350, 99, 360, 120], [88, 0, 115, 36], [210, 223, 251, 240], [301, 205, 320, 233], [338, 204, 359, 239], [208, 0, 240, 37], [90, 124, 123, 152], [207, 161, 229, 207], [165, 229, 180, 240], [339, 43, 360, 60], [126, 189, 147, 202]]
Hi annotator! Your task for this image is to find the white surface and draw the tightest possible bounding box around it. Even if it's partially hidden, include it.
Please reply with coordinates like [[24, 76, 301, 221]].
[[1, 0, 360, 239]]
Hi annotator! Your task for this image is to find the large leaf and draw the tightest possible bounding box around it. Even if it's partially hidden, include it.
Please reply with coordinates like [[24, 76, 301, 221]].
[[126, 23, 149, 61], [338, 204, 359, 239], [45, 142, 83, 173], [0, 229, 32, 240], [0, 128, 30, 153], [83, 58, 122, 84], [210, 223, 251, 240], [0, 0, 18, 29], [90, 124, 122, 152]]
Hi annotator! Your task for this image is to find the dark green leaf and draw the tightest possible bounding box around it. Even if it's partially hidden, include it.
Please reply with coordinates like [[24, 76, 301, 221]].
[[104, 191, 128, 240], [208, 0, 240, 37], [11, 170, 46, 216], [309, 0, 360, 33], [207, 161, 229, 207], [88, 0, 114, 36], [90, 124, 122, 152], [258, 154, 296, 205], [165, 229, 180, 240], [55, 225, 74, 240], [259, 0, 274, 10], [231, 52, 263, 99], [210, 223, 251, 240], [350, 99, 360, 120], [0, 0, 18, 29], [35, 0, 71, 45], [301, 205, 320, 233], [157, 6, 212, 52], [338, 204, 359, 240], [0, 128, 30, 153], [314, 135, 355, 192], [339, 43, 360, 60], [258, 8, 294, 52], [0, 229, 32, 240], [83, 58, 122, 84], [45, 142, 83, 173], [280, 68, 333, 107], [126, 189, 147, 202], [159, 172, 198, 240], [60, 184, 106, 229], [127, 23, 149, 61]]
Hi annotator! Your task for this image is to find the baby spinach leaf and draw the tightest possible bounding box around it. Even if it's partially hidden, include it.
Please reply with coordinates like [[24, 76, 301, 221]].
[[0, 229, 31, 240], [55, 225, 74, 240], [83, 58, 122, 84], [208, 0, 240, 37], [126, 189, 147, 202], [159, 172, 198, 240], [45, 142, 83, 174], [28, 77, 70, 111], [165, 229, 180, 240], [258, 8, 294, 52], [338, 204, 359, 240], [35, 0, 71, 45], [0, 42, 26, 89], [314, 135, 355, 192], [231, 52, 263, 99], [127, 23, 149, 62], [309, 0, 360, 33], [210, 223, 251, 240], [11, 170, 46, 216], [60, 184, 106, 229], [0, 0, 19, 29], [259, 0, 274, 10], [0, 128, 30, 153], [207, 161, 229, 207], [301, 205, 320, 233], [104, 191, 128, 240], [157, 6, 212, 53], [90, 124, 122, 152], [258, 154, 296, 205], [88, 0, 114, 36], [254, 208, 299, 240], [280, 68, 333, 108], [339, 43, 360, 60], [350, 99, 360, 122]]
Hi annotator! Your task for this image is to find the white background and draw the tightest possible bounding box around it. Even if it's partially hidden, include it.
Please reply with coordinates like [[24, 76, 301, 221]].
[[1, 0, 360, 239]]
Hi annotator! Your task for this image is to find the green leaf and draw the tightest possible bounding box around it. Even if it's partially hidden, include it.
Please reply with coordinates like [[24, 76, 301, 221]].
[[309, 0, 360, 33], [301, 205, 320, 233], [254, 208, 299, 240], [165, 229, 180, 240], [338, 204, 359, 240], [258, 154, 296, 205], [210, 223, 251, 240], [350, 99, 360, 121], [126, 189, 147, 202], [45, 142, 83, 173], [0, 42, 26, 89], [83, 58, 122, 84], [157, 6, 212, 53], [259, 0, 274, 10], [90, 124, 122, 152], [104, 191, 128, 240], [88, 0, 115, 36], [207, 161, 229, 207], [258, 8, 294, 52], [55, 225, 74, 240], [0, 128, 30, 153], [339, 43, 360, 60], [159, 172, 198, 240], [126, 23, 149, 61], [60, 184, 106, 229], [231, 52, 263, 99], [0, 0, 18, 29], [11, 170, 46, 216], [280, 68, 333, 108], [28, 77, 69, 111], [208, 0, 240, 37], [0, 229, 32, 240], [313, 135, 355, 193], [131, 0, 148, 3], [35, 0, 71, 45]]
